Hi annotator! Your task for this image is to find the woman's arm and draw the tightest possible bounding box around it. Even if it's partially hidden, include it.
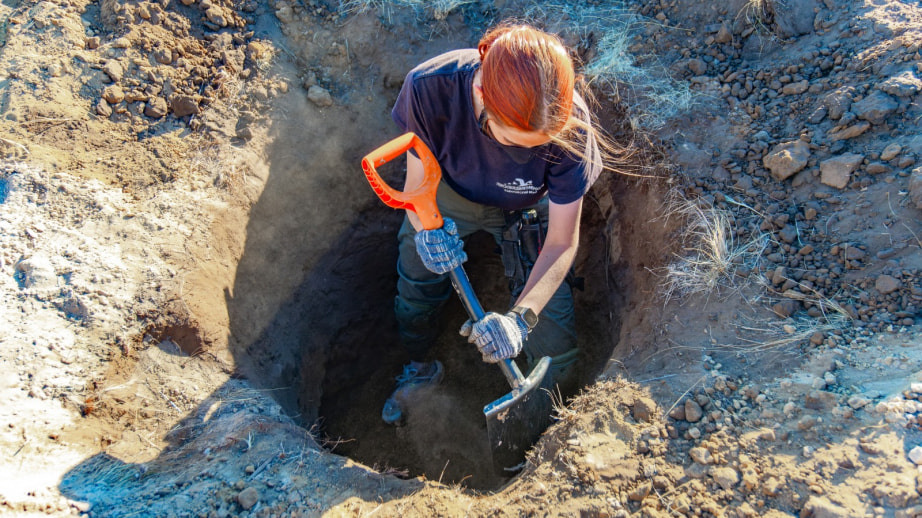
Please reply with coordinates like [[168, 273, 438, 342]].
[[514, 198, 582, 313]]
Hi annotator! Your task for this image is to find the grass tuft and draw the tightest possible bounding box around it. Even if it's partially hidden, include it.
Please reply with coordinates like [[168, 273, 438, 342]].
[[660, 195, 769, 303]]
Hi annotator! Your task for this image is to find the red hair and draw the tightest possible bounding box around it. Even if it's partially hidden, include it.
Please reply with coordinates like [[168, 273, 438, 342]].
[[478, 25, 575, 136]]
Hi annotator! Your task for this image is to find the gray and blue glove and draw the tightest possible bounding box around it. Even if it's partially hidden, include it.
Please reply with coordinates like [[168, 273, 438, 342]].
[[459, 312, 528, 363], [414, 217, 468, 274]]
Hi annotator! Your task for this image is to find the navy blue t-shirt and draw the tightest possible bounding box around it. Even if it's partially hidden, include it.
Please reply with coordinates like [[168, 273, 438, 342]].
[[391, 49, 600, 211]]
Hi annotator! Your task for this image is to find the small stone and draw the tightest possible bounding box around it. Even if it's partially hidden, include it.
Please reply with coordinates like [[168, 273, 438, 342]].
[[880, 143, 902, 161], [847, 395, 871, 409], [102, 60, 124, 83], [909, 167, 922, 209], [307, 85, 334, 107], [144, 97, 168, 119], [782, 80, 809, 95], [170, 95, 200, 117], [852, 91, 899, 125], [709, 466, 739, 490], [911, 446, 922, 465], [96, 99, 112, 117], [764, 140, 811, 181], [685, 399, 703, 423], [772, 299, 798, 318], [237, 487, 259, 510], [632, 396, 657, 423], [827, 121, 871, 142], [205, 6, 228, 26], [866, 162, 889, 174], [878, 70, 922, 98], [875, 274, 901, 294], [102, 85, 125, 104], [820, 153, 864, 189], [668, 405, 686, 420], [687, 58, 707, 75], [689, 447, 714, 465]]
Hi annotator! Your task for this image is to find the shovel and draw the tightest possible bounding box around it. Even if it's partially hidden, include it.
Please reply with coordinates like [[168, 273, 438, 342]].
[[362, 132, 553, 474]]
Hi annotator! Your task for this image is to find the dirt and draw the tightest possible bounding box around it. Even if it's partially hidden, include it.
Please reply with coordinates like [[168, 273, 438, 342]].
[[1, 0, 921, 516]]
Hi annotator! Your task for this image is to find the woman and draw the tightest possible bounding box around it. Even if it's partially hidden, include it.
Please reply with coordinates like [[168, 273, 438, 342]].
[[382, 23, 606, 425]]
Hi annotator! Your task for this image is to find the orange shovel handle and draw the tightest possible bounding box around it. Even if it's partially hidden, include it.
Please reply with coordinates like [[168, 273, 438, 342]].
[[361, 133, 443, 230]]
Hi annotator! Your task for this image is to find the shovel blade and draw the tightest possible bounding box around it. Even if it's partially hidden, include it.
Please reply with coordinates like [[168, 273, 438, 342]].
[[484, 356, 553, 475]]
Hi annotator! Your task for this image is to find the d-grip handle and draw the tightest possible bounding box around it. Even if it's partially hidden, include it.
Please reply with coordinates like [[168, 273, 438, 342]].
[[361, 133, 443, 230]]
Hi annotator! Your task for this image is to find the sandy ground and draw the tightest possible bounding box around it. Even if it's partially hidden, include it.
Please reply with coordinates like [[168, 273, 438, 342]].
[[1, 0, 921, 516]]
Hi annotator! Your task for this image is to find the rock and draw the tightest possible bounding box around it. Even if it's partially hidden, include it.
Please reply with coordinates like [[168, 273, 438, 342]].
[[782, 80, 809, 95], [144, 97, 168, 119], [852, 91, 899, 125], [684, 462, 709, 479], [820, 153, 864, 188], [102, 60, 124, 83], [15, 256, 55, 289], [909, 167, 922, 208], [153, 48, 173, 65], [237, 487, 259, 510], [205, 6, 228, 27], [909, 445, 922, 465], [807, 105, 828, 124], [170, 95, 200, 117], [875, 274, 901, 294], [102, 85, 125, 104], [826, 121, 871, 142], [881, 143, 902, 161], [824, 87, 853, 120], [866, 162, 889, 174], [762, 477, 781, 496], [689, 447, 714, 465], [685, 399, 703, 423], [632, 396, 657, 423], [803, 495, 850, 518], [764, 140, 811, 181], [247, 41, 270, 60], [709, 466, 739, 490], [715, 23, 732, 43], [878, 70, 922, 98], [772, 299, 798, 318], [307, 85, 334, 107], [96, 99, 113, 117], [85, 36, 100, 49], [668, 404, 685, 420], [687, 58, 707, 76]]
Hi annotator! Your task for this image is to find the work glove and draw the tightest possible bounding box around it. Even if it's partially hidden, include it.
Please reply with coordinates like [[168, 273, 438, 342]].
[[459, 311, 528, 363], [414, 218, 467, 274]]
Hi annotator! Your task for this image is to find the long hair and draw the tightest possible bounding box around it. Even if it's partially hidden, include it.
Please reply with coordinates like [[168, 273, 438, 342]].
[[478, 24, 630, 174]]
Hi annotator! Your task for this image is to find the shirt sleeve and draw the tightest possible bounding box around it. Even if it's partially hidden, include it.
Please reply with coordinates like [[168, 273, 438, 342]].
[[545, 104, 602, 205]]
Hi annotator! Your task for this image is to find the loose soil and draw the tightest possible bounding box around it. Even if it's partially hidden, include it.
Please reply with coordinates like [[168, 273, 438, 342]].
[[1, 0, 921, 516]]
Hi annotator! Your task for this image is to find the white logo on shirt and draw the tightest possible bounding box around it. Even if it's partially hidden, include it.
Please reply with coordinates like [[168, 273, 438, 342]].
[[496, 178, 541, 195]]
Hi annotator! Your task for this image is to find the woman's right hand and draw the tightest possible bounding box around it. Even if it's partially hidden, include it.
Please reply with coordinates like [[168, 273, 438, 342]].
[[414, 217, 467, 274]]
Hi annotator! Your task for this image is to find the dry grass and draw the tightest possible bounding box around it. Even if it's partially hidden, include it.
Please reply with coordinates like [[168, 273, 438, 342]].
[[340, 0, 474, 21], [660, 195, 769, 303], [738, 0, 774, 34]]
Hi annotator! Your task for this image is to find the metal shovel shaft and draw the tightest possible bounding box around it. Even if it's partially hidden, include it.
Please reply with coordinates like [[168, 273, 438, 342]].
[[447, 268, 525, 389]]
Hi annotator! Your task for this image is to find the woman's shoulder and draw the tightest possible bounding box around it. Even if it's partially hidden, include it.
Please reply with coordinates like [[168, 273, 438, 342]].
[[407, 49, 479, 82]]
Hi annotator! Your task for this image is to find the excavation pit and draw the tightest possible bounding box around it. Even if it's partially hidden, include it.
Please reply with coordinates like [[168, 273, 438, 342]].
[[215, 5, 673, 491]]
